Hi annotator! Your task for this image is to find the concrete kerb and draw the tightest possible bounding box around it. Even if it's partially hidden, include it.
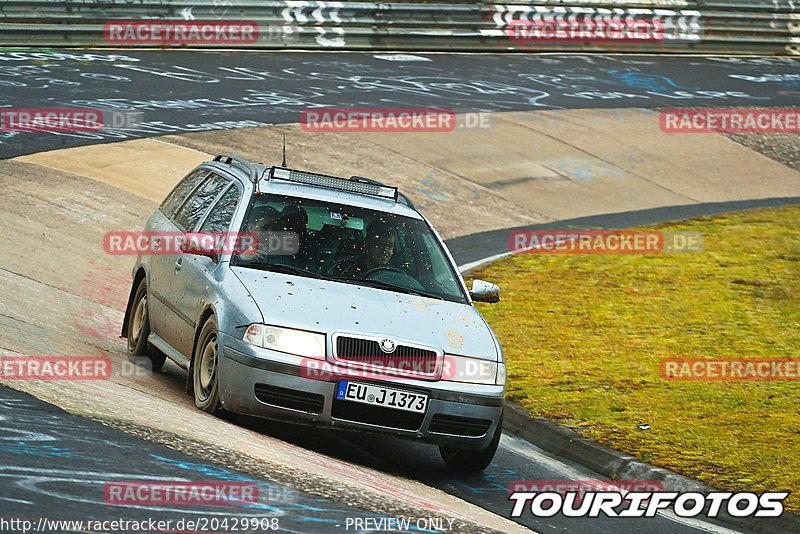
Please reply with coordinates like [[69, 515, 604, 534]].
[[502, 402, 800, 534]]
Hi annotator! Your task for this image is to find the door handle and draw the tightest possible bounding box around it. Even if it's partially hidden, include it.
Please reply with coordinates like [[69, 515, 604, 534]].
[[174, 258, 182, 271]]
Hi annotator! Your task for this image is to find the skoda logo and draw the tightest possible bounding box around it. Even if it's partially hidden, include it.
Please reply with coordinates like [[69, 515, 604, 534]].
[[379, 338, 396, 353]]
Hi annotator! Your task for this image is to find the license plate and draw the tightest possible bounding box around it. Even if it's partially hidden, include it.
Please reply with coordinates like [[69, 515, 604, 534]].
[[336, 381, 428, 413]]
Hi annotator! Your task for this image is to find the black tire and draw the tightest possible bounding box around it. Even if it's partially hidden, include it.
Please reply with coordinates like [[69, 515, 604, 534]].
[[439, 409, 503, 472], [126, 279, 166, 371], [192, 316, 224, 415]]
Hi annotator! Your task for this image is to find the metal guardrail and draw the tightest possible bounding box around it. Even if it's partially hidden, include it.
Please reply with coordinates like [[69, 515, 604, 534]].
[[0, 1, 796, 54]]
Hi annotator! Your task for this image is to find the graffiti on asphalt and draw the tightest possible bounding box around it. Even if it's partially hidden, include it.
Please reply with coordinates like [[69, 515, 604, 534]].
[[0, 389, 436, 533], [0, 51, 797, 156]]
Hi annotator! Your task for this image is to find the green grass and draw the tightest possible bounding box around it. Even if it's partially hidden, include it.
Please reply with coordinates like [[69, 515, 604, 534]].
[[469, 205, 800, 512]]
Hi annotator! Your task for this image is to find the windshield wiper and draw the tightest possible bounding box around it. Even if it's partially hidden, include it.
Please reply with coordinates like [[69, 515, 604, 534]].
[[337, 278, 444, 300], [236, 262, 331, 280]]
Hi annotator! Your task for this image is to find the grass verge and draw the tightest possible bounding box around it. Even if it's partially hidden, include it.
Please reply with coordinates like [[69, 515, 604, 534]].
[[469, 205, 800, 512]]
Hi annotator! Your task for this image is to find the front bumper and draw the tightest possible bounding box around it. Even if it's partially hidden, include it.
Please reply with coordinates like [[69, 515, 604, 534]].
[[218, 332, 504, 449]]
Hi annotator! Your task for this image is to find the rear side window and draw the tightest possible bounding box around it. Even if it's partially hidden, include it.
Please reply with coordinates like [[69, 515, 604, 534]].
[[160, 169, 208, 219], [199, 184, 241, 233], [173, 173, 229, 231]]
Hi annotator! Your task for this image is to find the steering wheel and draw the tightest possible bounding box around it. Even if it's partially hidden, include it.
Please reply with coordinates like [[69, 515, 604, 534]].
[[360, 266, 407, 279], [361, 266, 427, 291]]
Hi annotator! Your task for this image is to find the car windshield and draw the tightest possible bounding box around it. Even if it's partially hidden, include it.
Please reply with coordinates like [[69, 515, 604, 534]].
[[231, 193, 467, 303]]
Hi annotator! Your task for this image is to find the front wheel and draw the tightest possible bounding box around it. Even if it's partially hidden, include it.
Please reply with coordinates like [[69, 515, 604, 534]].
[[439, 410, 503, 472], [125, 279, 166, 371], [192, 316, 224, 415]]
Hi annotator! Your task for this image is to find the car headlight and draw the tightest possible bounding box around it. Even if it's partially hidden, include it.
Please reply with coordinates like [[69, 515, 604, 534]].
[[443, 354, 504, 385], [243, 324, 325, 359], [496, 362, 507, 387]]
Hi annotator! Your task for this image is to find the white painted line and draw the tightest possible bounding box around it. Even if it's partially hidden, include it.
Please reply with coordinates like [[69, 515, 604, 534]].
[[149, 138, 212, 155], [459, 252, 512, 274]]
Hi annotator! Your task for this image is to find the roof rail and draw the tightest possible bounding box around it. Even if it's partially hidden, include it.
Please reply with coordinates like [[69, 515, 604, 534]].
[[397, 192, 416, 210], [213, 153, 259, 183], [350, 175, 384, 186], [351, 175, 416, 210]]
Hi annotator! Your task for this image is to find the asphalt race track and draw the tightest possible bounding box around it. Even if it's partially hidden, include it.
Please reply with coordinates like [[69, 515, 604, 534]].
[[233, 412, 746, 534], [0, 387, 401, 534], [0, 382, 744, 534], [2, 49, 799, 534], [0, 50, 798, 158]]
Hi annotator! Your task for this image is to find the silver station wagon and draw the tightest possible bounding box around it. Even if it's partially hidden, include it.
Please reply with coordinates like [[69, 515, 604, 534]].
[[122, 153, 506, 470]]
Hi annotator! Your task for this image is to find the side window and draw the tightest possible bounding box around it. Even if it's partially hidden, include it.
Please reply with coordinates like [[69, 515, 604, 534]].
[[160, 169, 208, 219], [173, 173, 228, 231], [199, 184, 241, 233]]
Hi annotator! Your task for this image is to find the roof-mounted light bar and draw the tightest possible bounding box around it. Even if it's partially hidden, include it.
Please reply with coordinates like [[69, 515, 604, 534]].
[[269, 167, 398, 201]]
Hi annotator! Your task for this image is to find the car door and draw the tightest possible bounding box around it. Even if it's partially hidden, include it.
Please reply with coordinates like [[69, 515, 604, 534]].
[[167, 176, 242, 357], [148, 168, 209, 342], [154, 172, 230, 353]]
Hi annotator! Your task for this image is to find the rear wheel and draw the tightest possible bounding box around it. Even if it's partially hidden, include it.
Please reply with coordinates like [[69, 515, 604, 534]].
[[126, 279, 166, 371], [192, 316, 224, 415], [439, 410, 503, 472]]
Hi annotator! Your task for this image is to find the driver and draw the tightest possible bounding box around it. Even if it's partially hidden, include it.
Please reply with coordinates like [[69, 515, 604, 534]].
[[333, 218, 395, 279]]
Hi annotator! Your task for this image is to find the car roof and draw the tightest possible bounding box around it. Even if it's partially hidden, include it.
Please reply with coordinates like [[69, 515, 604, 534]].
[[204, 154, 423, 220]]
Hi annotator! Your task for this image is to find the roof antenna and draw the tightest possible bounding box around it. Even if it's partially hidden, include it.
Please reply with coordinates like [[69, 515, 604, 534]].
[[281, 134, 286, 167]]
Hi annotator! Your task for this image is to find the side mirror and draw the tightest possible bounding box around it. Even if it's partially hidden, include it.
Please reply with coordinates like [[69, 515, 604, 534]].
[[470, 279, 500, 303]]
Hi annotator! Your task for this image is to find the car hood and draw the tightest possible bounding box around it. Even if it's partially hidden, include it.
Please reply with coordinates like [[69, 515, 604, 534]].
[[231, 266, 498, 361]]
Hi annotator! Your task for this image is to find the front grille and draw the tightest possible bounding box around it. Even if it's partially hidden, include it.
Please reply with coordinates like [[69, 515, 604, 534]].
[[254, 384, 325, 414], [428, 414, 492, 437], [334, 336, 439, 377], [331, 399, 424, 430]]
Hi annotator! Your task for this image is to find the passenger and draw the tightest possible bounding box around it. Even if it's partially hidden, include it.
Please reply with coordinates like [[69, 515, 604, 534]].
[[278, 204, 318, 269], [279, 205, 309, 241]]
